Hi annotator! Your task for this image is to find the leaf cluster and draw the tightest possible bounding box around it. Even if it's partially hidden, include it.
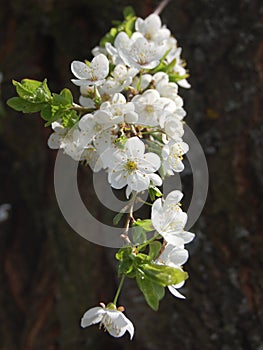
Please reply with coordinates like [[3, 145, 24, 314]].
[[116, 245, 188, 310], [7, 79, 79, 128], [99, 6, 136, 47]]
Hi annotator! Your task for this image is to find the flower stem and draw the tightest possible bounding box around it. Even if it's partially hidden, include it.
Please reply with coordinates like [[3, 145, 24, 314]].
[[71, 103, 95, 114], [137, 233, 162, 251], [113, 274, 126, 305], [121, 192, 136, 244]]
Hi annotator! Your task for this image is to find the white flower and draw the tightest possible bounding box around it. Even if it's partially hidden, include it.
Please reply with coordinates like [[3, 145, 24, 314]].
[[100, 64, 138, 94], [81, 305, 134, 339], [159, 114, 184, 141], [60, 128, 91, 161], [71, 54, 109, 86], [151, 190, 195, 246], [162, 140, 189, 175], [113, 32, 166, 70], [100, 93, 138, 124], [135, 13, 170, 43], [166, 38, 191, 88], [78, 110, 119, 140], [157, 244, 189, 299], [47, 121, 68, 149], [101, 137, 162, 198], [132, 89, 172, 126]]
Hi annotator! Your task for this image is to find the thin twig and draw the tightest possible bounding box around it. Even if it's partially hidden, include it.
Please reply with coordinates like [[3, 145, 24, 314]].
[[121, 193, 136, 244], [154, 0, 171, 15]]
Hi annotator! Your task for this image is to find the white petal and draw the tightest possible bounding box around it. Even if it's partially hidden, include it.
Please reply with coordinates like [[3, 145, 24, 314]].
[[169, 248, 189, 265], [79, 96, 96, 108], [164, 190, 183, 208], [108, 170, 128, 189], [71, 79, 92, 86], [128, 171, 150, 192], [71, 61, 91, 79], [91, 54, 109, 79], [47, 133, 61, 149], [138, 152, 161, 173], [182, 231, 195, 244], [79, 114, 94, 131], [125, 111, 138, 123], [151, 198, 163, 231], [124, 137, 145, 158], [177, 79, 191, 88], [81, 307, 104, 328], [163, 234, 185, 246], [168, 285, 186, 299], [112, 92, 126, 105], [148, 173, 162, 186]]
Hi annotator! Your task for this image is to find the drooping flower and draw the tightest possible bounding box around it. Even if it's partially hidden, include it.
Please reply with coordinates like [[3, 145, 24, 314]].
[[71, 54, 109, 86], [47, 121, 68, 150], [166, 38, 191, 88], [101, 136, 162, 198], [159, 114, 184, 141], [151, 190, 195, 246], [157, 244, 189, 299], [81, 304, 134, 339]]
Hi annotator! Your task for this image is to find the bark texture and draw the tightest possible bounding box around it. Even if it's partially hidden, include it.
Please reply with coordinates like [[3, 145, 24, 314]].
[[0, 0, 262, 349]]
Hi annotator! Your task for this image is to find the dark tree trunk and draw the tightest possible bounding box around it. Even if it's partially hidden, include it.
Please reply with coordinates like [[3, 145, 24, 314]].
[[0, 0, 262, 349]]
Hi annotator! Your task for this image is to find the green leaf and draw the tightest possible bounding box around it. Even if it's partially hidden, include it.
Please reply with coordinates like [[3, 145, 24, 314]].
[[13, 79, 51, 103], [124, 17, 136, 37], [141, 263, 188, 287], [59, 88, 73, 105], [149, 186, 163, 201], [149, 241, 162, 260], [133, 219, 153, 232], [136, 273, 165, 311], [115, 247, 136, 277], [61, 110, 79, 128], [169, 72, 189, 83], [131, 226, 147, 245], [113, 212, 124, 225], [7, 97, 45, 113], [123, 6, 135, 20]]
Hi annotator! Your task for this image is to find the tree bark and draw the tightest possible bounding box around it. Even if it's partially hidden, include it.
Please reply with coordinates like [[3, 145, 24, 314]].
[[0, 0, 262, 349]]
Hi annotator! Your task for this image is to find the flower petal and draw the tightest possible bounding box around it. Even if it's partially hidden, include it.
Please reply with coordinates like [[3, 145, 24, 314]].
[[71, 61, 91, 79], [81, 307, 104, 328], [168, 285, 186, 299], [124, 137, 145, 158]]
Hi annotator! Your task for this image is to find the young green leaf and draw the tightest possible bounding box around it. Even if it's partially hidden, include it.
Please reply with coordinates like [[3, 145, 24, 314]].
[[13, 79, 51, 103], [131, 226, 147, 245], [7, 97, 45, 113], [60, 88, 73, 105], [136, 273, 165, 311], [149, 241, 162, 260], [123, 6, 135, 20], [133, 219, 153, 232], [149, 186, 163, 201], [140, 263, 188, 287], [113, 211, 124, 225]]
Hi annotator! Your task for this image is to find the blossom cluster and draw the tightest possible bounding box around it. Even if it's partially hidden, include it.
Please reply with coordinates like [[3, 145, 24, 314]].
[[48, 12, 190, 199], [8, 6, 195, 341], [50, 10, 193, 340]]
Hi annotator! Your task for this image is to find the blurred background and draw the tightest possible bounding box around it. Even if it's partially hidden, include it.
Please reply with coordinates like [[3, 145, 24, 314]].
[[0, 0, 263, 349]]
